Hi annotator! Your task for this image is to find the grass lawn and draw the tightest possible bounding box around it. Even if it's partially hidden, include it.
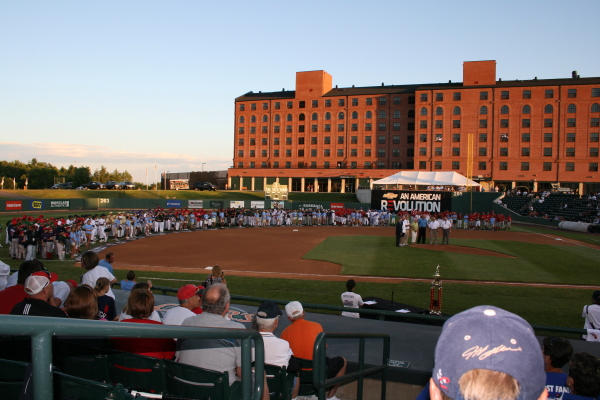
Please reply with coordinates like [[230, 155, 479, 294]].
[[512, 224, 600, 246]]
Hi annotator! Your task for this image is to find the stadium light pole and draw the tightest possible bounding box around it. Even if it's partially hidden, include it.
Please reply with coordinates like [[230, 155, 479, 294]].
[[201, 163, 206, 172]]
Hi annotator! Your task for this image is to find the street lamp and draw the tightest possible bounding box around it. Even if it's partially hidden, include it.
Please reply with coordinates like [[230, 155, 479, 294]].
[[201, 163, 206, 172]]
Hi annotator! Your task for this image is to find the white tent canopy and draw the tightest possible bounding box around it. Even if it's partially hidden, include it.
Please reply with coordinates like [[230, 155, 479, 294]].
[[372, 171, 480, 188]]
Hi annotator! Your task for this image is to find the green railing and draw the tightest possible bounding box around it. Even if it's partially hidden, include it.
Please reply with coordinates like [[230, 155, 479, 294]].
[[0, 316, 264, 400], [312, 332, 390, 400], [150, 286, 588, 336]]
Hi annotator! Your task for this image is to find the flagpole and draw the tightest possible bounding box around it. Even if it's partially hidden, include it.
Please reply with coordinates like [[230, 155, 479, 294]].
[[146, 169, 148, 190]]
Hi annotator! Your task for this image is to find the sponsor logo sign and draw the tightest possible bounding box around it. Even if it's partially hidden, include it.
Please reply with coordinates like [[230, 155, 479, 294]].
[[299, 203, 321, 209], [166, 200, 182, 208], [31, 200, 43, 209], [250, 201, 265, 209], [188, 200, 204, 209], [372, 190, 452, 213], [271, 201, 284, 209], [209, 201, 223, 209], [230, 201, 244, 209], [50, 200, 70, 208], [6, 201, 22, 210], [330, 203, 344, 210]]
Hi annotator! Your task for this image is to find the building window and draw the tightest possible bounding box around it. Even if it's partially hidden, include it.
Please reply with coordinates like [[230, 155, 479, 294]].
[[250, 127, 256, 134], [365, 111, 372, 119], [393, 122, 401, 131], [274, 114, 281, 122], [420, 107, 428, 116], [261, 126, 268, 133], [350, 162, 356, 169], [365, 98, 373, 105], [378, 149, 385, 157], [274, 126, 280, 133], [297, 149, 304, 157], [522, 90, 531, 99], [351, 149, 358, 157], [250, 138, 256, 145], [324, 136, 331, 144], [453, 106, 461, 115], [521, 162, 529, 171], [262, 103, 269, 110], [261, 138, 268, 145], [544, 104, 553, 113], [543, 162, 552, 171], [544, 119, 553, 128], [285, 114, 292, 122], [420, 134, 427, 142], [407, 135, 414, 144], [338, 124, 344, 132], [591, 132, 599, 142], [324, 124, 331, 132], [420, 93, 428, 102], [501, 91, 509, 99], [285, 126, 292, 133], [364, 149, 371, 157], [261, 150, 267, 157], [593, 88, 600, 97], [521, 147, 530, 157], [591, 118, 600, 127], [566, 132, 575, 142], [379, 97, 387, 105], [351, 98, 358, 106], [420, 120, 428, 129], [500, 134, 508, 142], [408, 109, 415, 118], [522, 119, 530, 128], [500, 119, 509, 128], [378, 123, 386, 131], [393, 148, 400, 157], [365, 136, 372, 144], [478, 161, 487, 170], [392, 161, 400, 168], [286, 137, 292, 145], [324, 149, 330, 157], [312, 125, 318, 132], [407, 122, 415, 130], [542, 133, 552, 142], [419, 147, 427, 156], [250, 115, 257, 123], [238, 138, 244, 146], [308, 149, 316, 157], [434, 147, 442, 156], [238, 127, 245, 134], [249, 162, 255, 168], [435, 107, 443, 116], [590, 163, 599, 172], [378, 135, 386, 144], [452, 147, 460, 156], [480, 91, 488, 100], [274, 102, 280, 110], [351, 123, 358, 131], [325, 100, 331, 107], [543, 148, 552, 157], [239, 116, 245, 123], [452, 161, 460, 170], [567, 118, 576, 127], [590, 148, 598, 157], [566, 88, 576, 98], [479, 147, 487, 156], [522, 105, 531, 114], [239, 104, 245, 112], [522, 133, 530, 142], [453, 92, 461, 101], [480, 105, 488, 115], [351, 136, 358, 144], [479, 119, 488, 128], [351, 111, 358, 119], [338, 99, 344, 107], [500, 148, 508, 156], [283, 161, 290, 168], [249, 150, 255, 157], [479, 133, 487, 142], [363, 123, 371, 132], [451, 133, 460, 142], [287, 101, 293, 109], [435, 120, 443, 129], [237, 150, 244, 157], [408, 148, 415, 156], [379, 110, 387, 119], [592, 103, 600, 113], [435, 134, 443, 142], [392, 135, 400, 144], [434, 161, 442, 169], [419, 161, 426, 169], [500, 105, 509, 114], [251, 103, 256, 111], [298, 113, 306, 121], [436, 93, 443, 101], [566, 162, 575, 171], [312, 100, 318, 107], [298, 137, 305, 145], [499, 162, 508, 170], [273, 149, 279, 157], [566, 148, 575, 157], [567, 104, 577, 113], [545, 89, 554, 98], [393, 110, 401, 119], [337, 136, 344, 144], [453, 120, 461, 128], [364, 162, 372, 169]]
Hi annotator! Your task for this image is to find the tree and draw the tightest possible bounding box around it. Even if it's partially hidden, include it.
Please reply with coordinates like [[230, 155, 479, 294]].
[[92, 166, 110, 183]]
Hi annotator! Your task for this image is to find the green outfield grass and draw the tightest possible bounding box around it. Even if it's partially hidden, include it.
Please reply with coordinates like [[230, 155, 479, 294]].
[[512, 225, 600, 246], [303, 236, 600, 286]]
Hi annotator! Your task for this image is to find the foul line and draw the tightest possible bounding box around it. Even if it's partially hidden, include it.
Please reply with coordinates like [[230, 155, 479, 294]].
[[512, 226, 600, 251]]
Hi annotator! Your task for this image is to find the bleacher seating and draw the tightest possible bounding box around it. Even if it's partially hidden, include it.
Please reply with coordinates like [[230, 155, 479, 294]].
[[531, 193, 598, 222], [502, 195, 532, 216]]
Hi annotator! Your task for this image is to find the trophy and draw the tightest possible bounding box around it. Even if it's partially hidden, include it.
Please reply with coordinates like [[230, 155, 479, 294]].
[[429, 265, 443, 315]]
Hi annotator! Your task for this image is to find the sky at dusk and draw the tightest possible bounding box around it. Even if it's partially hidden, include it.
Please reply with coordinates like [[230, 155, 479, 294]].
[[1, 0, 599, 182]]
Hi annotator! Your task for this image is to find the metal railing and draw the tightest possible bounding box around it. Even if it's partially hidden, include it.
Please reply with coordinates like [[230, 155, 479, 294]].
[[0, 316, 264, 400], [312, 332, 390, 400]]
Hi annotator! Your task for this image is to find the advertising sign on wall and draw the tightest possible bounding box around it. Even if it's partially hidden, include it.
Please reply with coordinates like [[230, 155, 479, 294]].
[[6, 201, 22, 211], [271, 201, 285, 209], [166, 200, 182, 208], [209, 201, 223, 209], [30, 200, 43, 209], [50, 200, 70, 209], [250, 201, 265, 209], [188, 200, 204, 209], [371, 190, 452, 213], [230, 201, 244, 208], [330, 203, 344, 210]]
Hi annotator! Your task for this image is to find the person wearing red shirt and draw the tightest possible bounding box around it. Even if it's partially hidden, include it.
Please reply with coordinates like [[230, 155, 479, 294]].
[[0, 260, 45, 314]]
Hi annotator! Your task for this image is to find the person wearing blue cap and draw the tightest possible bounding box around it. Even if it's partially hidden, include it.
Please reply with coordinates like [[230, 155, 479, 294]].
[[429, 305, 548, 400]]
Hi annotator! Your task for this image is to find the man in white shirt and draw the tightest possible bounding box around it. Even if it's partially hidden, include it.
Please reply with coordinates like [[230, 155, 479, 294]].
[[341, 279, 364, 318], [254, 301, 299, 400], [428, 218, 440, 245], [440, 216, 452, 245], [163, 284, 203, 325], [583, 290, 600, 340]]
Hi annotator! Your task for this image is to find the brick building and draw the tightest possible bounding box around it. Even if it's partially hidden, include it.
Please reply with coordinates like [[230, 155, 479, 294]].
[[229, 61, 600, 194]]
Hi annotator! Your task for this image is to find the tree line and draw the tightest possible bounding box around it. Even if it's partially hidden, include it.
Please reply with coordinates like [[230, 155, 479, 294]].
[[0, 159, 133, 189]]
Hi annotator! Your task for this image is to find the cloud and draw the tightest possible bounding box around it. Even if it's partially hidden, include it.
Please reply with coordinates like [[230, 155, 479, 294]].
[[0, 142, 232, 182]]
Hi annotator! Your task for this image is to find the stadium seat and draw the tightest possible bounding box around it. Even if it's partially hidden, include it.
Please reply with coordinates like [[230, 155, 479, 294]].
[[106, 350, 167, 395], [53, 371, 135, 400], [163, 359, 240, 400], [54, 340, 111, 383], [0, 358, 28, 400], [296, 358, 317, 397], [265, 364, 295, 400]]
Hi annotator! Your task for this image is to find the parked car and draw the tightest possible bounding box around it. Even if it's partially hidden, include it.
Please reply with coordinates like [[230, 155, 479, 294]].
[[192, 182, 217, 191], [105, 181, 119, 190], [82, 181, 106, 190], [119, 181, 135, 190], [50, 182, 73, 190]]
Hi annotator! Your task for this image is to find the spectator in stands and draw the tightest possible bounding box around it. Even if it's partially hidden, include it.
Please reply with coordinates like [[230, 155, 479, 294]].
[[10, 271, 67, 318], [281, 301, 346, 400], [95, 277, 117, 321], [341, 279, 363, 318], [252, 301, 300, 400], [111, 289, 175, 359], [81, 251, 117, 300], [0, 260, 45, 314], [64, 285, 98, 319], [118, 281, 161, 322], [204, 264, 227, 288], [98, 252, 115, 274], [543, 336, 573, 398], [428, 305, 546, 400], [163, 284, 203, 325], [564, 352, 600, 400], [120, 270, 137, 291], [582, 290, 600, 340]]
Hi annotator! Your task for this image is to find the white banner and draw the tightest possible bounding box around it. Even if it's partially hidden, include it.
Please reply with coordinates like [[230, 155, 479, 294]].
[[250, 201, 265, 209], [230, 201, 245, 209], [188, 200, 204, 209]]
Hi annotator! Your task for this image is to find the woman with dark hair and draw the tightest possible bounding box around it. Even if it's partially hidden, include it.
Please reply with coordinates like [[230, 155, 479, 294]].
[[64, 285, 98, 320], [80, 251, 117, 299], [118, 280, 162, 322], [111, 289, 175, 359], [95, 277, 117, 321]]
